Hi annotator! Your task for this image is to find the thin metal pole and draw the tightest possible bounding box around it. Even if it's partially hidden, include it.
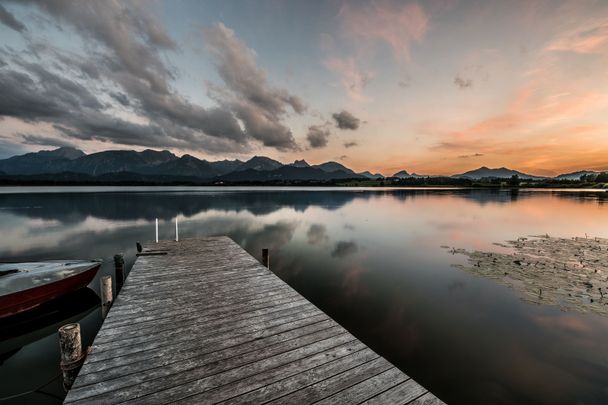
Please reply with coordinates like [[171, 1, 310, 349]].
[[155, 218, 159, 243], [175, 216, 179, 242]]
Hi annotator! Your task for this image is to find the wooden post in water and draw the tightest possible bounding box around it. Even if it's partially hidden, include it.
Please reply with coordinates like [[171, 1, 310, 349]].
[[114, 254, 125, 293], [58, 323, 83, 390], [262, 248, 269, 269], [100, 275, 113, 319]]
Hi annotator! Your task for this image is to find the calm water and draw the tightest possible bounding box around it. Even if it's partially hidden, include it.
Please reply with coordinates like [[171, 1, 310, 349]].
[[1, 187, 608, 404]]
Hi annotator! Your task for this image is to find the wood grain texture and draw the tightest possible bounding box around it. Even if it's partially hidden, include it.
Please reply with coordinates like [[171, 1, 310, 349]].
[[64, 237, 444, 404]]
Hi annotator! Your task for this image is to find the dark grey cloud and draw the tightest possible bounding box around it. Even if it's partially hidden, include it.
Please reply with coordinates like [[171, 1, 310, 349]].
[[331, 241, 358, 258], [307, 224, 329, 246], [40, 44, 102, 79], [204, 23, 303, 151], [1, 2, 304, 154], [454, 75, 473, 89], [20, 134, 77, 148], [0, 69, 67, 119], [0, 60, 224, 151], [17, 60, 103, 110], [23, 0, 176, 94], [332, 110, 360, 130], [110, 92, 130, 106], [0, 3, 26, 32], [306, 125, 330, 148], [458, 153, 484, 159], [344, 141, 358, 148]]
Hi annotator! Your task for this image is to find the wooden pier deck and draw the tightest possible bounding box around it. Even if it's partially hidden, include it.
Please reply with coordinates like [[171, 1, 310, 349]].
[[64, 237, 444, 404]]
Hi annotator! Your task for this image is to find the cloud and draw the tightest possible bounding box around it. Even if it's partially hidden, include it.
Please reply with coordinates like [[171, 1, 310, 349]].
[[454, 75, 473, 89], [338, 0, 429, 62], [332, 110, 360, 130], [453, 65, 488, 90], [109, 92, 130, 106], [458, 153, 484, 159], [344, 141, 358, 148], [331, 241, 358, 258], [0, 1, 253, 153], [546, 18, 608, 54], [0, 3, 26, 32], [25, 0, 176, 93], [325, 57, 372, 101], [0, 2, 309, 154], [307, 224, 329, 246], [20, 134, 77, 148], [306, 125, 330, 148], [204, 22, 303, 151]]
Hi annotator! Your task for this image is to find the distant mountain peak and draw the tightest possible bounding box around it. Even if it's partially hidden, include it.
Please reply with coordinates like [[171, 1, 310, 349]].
[[392, 170, 410, 178], [239, 156, 283, 171], [291, 159, 310, 168], [313, 161, 355, 175], [39, 146, 86, 160], [359, 171, 383, 179], [454, 166, 544, 180]]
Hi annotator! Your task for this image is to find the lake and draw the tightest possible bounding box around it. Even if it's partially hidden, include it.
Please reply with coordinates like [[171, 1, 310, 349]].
[[1, 187, 607, 404]]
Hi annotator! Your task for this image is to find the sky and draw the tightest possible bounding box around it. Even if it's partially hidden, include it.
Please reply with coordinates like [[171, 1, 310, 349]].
[[0, 0, 607, 176]]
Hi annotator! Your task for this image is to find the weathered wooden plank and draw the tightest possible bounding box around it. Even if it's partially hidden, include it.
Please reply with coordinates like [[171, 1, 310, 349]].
[[100, 284, 295, 328], [74, 319, 338, 388], [87, 305, 321, 362], [175, 340, 369, 404], [69, 334, 359, 404], [68, 327, 351, 403], [221, 348, 380, 404], [363, 379, 428, 405], [78, 314, 330, 377], [111, 275, 282, 306], [64, 237, 442, 405], [93, 288, 303, 343], [267, 357, 395, 404], [315, 367, 408, 404], [407, 392, 444, 405]]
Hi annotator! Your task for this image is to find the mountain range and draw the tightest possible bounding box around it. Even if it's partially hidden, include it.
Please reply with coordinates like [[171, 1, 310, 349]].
[[453, 166, 545, 180], [0, 147, 369, 182], [0, 147, 603, 182]]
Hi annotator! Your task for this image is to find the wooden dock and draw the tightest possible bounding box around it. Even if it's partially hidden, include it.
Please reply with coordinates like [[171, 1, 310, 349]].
[[64, 237, 444, 404]]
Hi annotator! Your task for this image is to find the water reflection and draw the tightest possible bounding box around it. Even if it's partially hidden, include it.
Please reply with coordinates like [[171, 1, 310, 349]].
[[1, 187, 608, 404], [0, 289, 99, 403]]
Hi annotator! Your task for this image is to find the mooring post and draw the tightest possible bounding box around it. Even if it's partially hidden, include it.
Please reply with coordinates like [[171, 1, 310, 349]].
[[100, 275, 113, 319], [175, 216, 179, 242], [262, 248, 269, 269], [114, 254, 125, 293], [58, 323, 83, 391]]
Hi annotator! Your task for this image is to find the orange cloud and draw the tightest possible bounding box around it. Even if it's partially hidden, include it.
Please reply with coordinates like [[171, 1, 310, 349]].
[[338, 0, 429, 62], [324, 57, 373, 102], [546, 18, 608, 54]]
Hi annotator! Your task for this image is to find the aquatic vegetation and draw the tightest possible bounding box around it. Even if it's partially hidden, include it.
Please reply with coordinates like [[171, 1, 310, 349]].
[[450, 235, 608, 315]]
